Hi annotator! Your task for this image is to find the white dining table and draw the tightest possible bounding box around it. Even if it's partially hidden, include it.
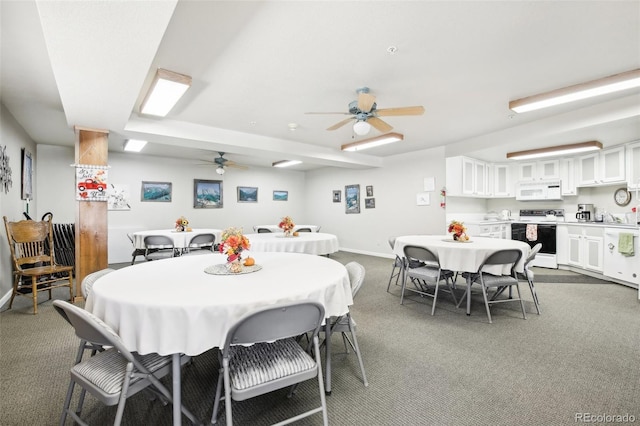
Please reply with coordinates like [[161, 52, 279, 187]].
[[85, 252, 352, 425], [393, 235, 531, 316], [131, 228, 223, 250], [252, 224, 321, 233], [246, 232, 339, 255]]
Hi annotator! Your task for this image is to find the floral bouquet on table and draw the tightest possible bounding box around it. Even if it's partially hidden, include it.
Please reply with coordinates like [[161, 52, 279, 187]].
[[448, 220, 469, 241], [218, 227, 251, 271], [278, 216, 295, 236], [175, 216, 189, 232]]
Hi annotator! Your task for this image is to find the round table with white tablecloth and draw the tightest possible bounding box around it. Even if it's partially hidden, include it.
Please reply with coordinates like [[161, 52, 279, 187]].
[[245, 232, 339, 255]]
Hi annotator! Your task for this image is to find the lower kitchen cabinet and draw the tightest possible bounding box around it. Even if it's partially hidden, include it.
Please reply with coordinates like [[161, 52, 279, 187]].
[[565, 226, 604, 272]]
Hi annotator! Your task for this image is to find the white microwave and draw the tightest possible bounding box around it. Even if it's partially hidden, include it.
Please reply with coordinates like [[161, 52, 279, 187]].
[[515, 180, 563, 201]]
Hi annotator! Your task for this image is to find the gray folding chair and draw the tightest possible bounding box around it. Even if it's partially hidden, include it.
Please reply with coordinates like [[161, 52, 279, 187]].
[[296, 228, 312, 232], [80, 268, 116, 299], [518, 243, 542, 314], [127, 233, 146, 265], [53, 300, 197, 426], [143, 235, 176, 260], [386, 236, 404, 292], [464, 249, 527, 324], [323, 262, 368, 387], [401, 245, 457, 315], [183, 233, 215, 255], [256, 228, 272, 233], [210, 301, 328, 426]]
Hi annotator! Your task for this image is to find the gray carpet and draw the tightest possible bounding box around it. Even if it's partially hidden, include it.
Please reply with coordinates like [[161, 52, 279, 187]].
[[1, 252, 639, 425]]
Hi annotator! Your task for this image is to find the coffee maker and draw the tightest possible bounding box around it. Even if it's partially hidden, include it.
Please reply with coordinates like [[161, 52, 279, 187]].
[[576, 204, 595, 222]]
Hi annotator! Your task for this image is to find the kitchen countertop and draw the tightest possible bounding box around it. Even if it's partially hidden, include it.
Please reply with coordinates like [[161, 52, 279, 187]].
[[462, 219, 639, 230]]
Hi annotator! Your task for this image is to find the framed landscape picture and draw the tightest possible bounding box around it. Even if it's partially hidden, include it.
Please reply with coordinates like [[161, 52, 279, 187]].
[[273, 190, 288, 201], [237, 186, 258, 203], [194, 179, 223, 208], [345, 184, 360, 214], [141, 181, 172, 202]]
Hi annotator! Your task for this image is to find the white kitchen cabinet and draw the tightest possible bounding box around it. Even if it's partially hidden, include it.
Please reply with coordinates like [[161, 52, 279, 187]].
[[516, 160, 560, 181], [626, 140, 640, 189], [446, 156, 487, 197], [560, 158, 577, 196], [577, 146, 626, 186], [488, 163, 514, 197], [566, 226, 604, 272], [466, 222, 510, 239]]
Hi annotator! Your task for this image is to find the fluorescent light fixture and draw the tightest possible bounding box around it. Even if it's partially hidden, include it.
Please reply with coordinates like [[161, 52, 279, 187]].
[[341, 132, 404, 152], [509, 69, 640, 113], [506, 141, 602, 160], [353, 120, 371, 136], [140, 68, 192, 116], [272, 160, 302, 168], [123, 139, 147, 152]]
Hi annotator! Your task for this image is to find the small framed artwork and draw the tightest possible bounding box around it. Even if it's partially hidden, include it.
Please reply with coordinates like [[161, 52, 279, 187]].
[[366, 185, 373, 197], [141, 181, 172, 202], [194, 179, 223, 208], [345, 184, 360, 214], [237, 186, 258, 203], [332, 190, 341, 203], [273, 190, 288, 201], [21, 148, 33, 200], [365, 198, 375, 209]]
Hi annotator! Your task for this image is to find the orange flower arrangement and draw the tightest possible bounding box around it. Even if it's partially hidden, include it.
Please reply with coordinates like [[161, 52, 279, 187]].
[[278, 216, 295, 233], [175, 216, 189, 232], [218, 227, 250, 262], [448, 220, 469, 241]]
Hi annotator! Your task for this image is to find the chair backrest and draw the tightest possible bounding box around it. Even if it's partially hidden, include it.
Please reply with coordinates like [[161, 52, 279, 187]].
[[479, 249, 522, 275], [188, 233, 215, 248], [403, 245, 438, 266], [81, 268, 116, 299], [297, 228, 312, 232], [3, 216, 56, 270], [127, 233, 134, 244], [345, 261, 366, 297], [257, 228, 272, 233], [143, 235, 174, 249], [388, 236, 397, 250], [524, 243, 542, 267], [223, 302, 325, 352]]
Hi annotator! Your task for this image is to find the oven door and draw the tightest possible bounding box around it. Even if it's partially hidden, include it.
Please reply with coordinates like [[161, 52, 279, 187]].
[[511, 223, 557, 255]]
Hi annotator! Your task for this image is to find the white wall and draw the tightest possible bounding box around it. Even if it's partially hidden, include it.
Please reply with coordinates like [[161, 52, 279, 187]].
[[305, 146, 448, 256], [0, 105, 38, 300]]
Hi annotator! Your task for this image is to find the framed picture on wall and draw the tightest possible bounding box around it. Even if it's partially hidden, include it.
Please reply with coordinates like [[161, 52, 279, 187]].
[[194, 179, 223, 208], [141, 181, 172, 202], [366, 185, 373, 197], [345, 184, 360, 214], [332, 190, 341, 203], [237, 186, 258, 203], [273, 190, 288, 201], [21, 148, 32, 200], [365, 198, 375, 208]]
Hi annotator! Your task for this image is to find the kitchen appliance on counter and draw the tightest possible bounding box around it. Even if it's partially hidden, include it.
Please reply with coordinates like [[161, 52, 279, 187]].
[[500, 209, 512, 220], [576, 204, 595, 222], [511, 209, 565, 269]]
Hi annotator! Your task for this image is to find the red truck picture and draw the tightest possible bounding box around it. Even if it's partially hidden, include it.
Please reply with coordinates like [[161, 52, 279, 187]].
[[77, 179, 107, 192]]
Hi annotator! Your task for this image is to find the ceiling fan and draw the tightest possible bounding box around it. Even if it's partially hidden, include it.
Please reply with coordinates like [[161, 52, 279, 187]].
[[306, 87, 425, 135], [199, 152, 248, 175]]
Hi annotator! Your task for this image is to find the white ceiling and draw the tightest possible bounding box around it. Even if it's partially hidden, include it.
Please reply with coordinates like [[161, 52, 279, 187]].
[[2, 1, 639, 172]]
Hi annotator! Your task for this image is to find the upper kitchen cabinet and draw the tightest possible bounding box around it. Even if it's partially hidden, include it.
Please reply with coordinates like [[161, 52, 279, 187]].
[[446, 156, 487, 197], [577, 146, 626, 186], [626, 141, 640, 189], [516, 160, 560, 181], [560, 158, 577, 196], [488, 163, 515, 197]]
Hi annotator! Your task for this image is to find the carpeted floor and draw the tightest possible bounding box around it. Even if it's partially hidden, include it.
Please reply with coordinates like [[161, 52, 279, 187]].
[[1, 252, 638, 425]]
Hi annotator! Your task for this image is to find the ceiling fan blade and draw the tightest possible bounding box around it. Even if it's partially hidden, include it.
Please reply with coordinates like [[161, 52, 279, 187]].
[[327, 117, 355, 131], [305, 112, 351, 115], [367, 117, 394, 133], [225, 161, 248, 170], [376, 106, 425, 116], [358, 93, 376, 113]]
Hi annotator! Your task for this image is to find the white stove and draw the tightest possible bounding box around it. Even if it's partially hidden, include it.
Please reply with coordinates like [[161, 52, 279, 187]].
[[517, 209, 565, 223], [512, 209, 564, 269]]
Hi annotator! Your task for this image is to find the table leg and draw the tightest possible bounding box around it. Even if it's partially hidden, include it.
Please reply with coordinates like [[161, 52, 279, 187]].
[[466, 275, 472, 316], [172, 353, 182, 426], [325, 322, 332, 395]]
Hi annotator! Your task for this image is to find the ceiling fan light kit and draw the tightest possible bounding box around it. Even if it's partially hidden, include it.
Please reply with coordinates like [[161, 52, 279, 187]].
[[140, 68, 192, 116], [353, 120, 371, 135], [216, 166, 225, 175], [509, 68, 640, 113], [341, 132, 404, 152], [506, 140, 602, 160], [123, 139, 147, 152], [272, 160, 302, 168]]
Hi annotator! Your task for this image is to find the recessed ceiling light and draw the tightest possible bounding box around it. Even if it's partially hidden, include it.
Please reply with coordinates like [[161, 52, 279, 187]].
[[272, 160, 302, 168], [341, 132, 404, 152], [140, 69, 191, 117], [123, 139, 147, 152], [288, 123, 298, 131]]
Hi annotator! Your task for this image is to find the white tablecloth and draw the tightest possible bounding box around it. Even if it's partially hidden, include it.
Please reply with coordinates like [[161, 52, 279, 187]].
[[246, 232, 339, 255], [393, 235, 530, 275], [85, 252, 352, 356], [131, 228, 223, 250], [253, 224, 321, 233]]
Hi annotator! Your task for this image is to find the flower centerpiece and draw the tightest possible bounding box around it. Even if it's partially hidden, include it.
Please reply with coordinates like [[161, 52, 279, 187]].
[[448, 220, 469, 241], [218, 227, 251, 272], [278, 216, 295, 237], [175, 216, 189, 232]]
